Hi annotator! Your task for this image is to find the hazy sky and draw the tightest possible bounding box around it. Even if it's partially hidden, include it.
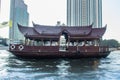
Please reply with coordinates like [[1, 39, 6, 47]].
[[0, 0, 120, 42]]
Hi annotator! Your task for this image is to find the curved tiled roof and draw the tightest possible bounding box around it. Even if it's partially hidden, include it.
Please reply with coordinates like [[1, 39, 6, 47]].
[[33, 23, 92, 36], [18, 23, 106, 40], [18, 24, 39, 36], [90, 27, 106, 38], [66, 26, 92, 36], [33, 24, 61, 36]]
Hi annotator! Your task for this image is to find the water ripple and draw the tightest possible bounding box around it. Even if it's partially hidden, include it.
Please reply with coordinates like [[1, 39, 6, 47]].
[[0, 50, 120, 80]]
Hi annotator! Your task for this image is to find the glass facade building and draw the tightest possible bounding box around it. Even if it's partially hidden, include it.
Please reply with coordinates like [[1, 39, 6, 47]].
[[0, 0, 1, 13], [0, 0, 1, 16], [67, 0, 102, 28], [9, 0, 29, 42]]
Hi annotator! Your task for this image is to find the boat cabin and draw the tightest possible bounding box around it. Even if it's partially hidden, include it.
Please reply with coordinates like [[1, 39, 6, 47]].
[[17, 23, 107, 51]]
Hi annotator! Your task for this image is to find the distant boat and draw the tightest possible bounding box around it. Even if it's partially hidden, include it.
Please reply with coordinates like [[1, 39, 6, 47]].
[[9, 23, 111, 59]]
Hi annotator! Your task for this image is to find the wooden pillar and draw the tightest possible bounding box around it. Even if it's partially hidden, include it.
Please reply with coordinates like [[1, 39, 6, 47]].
[[98, 39, 100, 46], [25, 38, 27, 45], [84, 40, 86, 46], [58, 38, 60, 46], [68, 38, 70, 47], [50, 39, 52, 46], [33, 39, 34, 46], [94, 39, 98, 46], [92, 40, 95, 46], [43, 40, 45, 46], [76, 40, 79, 51], [41, 39, 44, 46], [29, 39, 32, 46], [76, 40, 79, 46]]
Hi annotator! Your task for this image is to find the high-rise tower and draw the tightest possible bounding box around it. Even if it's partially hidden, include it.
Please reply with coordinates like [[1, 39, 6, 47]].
[[9, 0, 29, 42], [67, 0, 102, 28], [0, 0, 1, 14]]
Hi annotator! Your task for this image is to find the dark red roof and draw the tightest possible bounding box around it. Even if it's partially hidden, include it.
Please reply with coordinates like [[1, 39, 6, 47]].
[[33, 23, 92, 36], [18, 24, 39, 36], [18, 23, 106, 40]]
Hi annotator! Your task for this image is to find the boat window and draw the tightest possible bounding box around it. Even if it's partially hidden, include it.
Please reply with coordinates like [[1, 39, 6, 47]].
[[44, 41, 50, 46], [51, 41, 58, 46]]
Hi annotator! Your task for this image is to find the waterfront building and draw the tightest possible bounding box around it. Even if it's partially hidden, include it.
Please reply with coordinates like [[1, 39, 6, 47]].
[[67, 0, 102, 28], [9, 0, 29, 42]]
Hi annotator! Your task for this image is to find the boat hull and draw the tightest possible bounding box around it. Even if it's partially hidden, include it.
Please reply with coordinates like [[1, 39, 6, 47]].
[[9, 50, 110, 59]]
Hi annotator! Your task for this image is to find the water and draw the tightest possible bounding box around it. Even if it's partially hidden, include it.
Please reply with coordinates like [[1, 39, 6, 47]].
[[0, 50, 120, 80]]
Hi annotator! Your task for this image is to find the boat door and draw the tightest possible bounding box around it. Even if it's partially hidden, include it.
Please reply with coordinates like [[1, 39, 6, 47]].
[[59, 31, 68, 51]]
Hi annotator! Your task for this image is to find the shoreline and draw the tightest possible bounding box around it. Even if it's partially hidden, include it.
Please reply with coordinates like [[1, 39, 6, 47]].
[[0, 46, 9, 50]]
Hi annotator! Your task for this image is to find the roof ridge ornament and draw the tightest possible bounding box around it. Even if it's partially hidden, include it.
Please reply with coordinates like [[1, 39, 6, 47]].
[[32, 21, 36, 27], [91, 22, 94, 26], [105, 24, 107, 28]]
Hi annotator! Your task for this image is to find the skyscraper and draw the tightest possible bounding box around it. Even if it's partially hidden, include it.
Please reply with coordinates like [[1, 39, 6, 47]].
[[9, 0, 29, 42], [67, 0, 102, 28], [0, 0, 1, 14]]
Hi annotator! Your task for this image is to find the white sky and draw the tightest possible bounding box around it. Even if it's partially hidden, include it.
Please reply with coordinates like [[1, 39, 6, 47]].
[[0, 0, 120, 42]]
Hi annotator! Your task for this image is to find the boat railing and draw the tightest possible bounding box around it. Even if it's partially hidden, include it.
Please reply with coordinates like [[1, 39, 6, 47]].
[[67, 46, 109, 52], [9, 44, 59, 52], [9, 44, 109, 52], [77, 46, 109, 52]]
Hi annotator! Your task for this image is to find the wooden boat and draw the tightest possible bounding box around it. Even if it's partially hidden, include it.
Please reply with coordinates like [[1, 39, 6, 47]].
[[9, 23, 110, 59]]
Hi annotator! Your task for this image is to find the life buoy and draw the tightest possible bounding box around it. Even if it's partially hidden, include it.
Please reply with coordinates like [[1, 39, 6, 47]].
[[10, 44, 15, 50], [18, 45, 24, 51]]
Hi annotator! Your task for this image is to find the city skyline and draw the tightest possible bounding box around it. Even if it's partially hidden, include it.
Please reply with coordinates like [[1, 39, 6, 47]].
[[67, 0, 102, 27], [0, 0, 120, 42]]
